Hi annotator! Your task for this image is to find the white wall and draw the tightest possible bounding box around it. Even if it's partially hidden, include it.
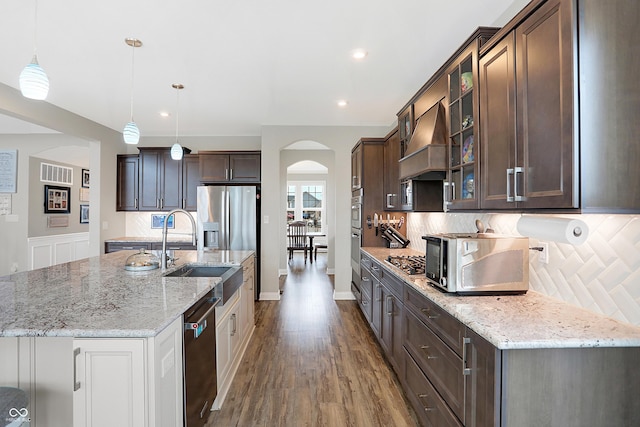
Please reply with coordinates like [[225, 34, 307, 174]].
[[0, 82, 127, 274], [260, 125, 391, 301], [406, 212, 640, 327]]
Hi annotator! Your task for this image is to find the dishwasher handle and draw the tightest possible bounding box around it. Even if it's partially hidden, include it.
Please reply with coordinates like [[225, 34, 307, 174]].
[[184, 297, 220, 339]]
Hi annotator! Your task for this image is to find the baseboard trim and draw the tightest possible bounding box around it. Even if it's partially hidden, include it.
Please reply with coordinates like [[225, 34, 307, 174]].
[[333, 291, 356, 300], [260, 291, 281, 301]]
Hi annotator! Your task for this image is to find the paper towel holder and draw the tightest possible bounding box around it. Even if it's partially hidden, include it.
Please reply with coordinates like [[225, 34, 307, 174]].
[[516, 215, 589, 245]]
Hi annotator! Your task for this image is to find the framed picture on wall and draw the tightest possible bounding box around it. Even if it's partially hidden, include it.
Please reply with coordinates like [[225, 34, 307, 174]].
[[82, 169, 90, 188], [44, 185, 71, 214], [80, 204, 89, 224]]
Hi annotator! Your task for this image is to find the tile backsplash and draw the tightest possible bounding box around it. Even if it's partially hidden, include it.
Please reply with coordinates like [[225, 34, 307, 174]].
[[125, 212, 197, 239], [406, 212, 640, 327]]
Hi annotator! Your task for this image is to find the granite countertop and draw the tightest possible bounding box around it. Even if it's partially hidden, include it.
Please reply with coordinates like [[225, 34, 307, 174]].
[[0, 250, 254, 338], [362, 247, 640, 350]]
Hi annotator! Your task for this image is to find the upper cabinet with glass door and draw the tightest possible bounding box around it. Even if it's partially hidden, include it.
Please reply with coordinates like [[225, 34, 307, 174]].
[[444, 28, 499, 211]]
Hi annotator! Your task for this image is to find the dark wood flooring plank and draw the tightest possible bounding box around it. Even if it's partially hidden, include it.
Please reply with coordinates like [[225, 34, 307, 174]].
[[206, 254, 418, 426]]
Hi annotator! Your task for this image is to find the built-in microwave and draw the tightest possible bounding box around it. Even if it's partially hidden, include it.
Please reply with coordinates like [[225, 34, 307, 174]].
[[422, 233, 529, 294], [351, 191, 362, 229]]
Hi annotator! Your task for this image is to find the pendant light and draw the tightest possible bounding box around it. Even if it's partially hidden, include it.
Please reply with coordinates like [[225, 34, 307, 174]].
[[123, 38, 142, 145], [20, 0, 49, 100], [171, 84, 185, 160]]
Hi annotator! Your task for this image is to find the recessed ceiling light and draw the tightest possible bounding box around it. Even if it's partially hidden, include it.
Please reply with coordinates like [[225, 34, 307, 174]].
[[160, 111, 170, 118], [337, 100, 348, 108], [352, 49, 368, 60]]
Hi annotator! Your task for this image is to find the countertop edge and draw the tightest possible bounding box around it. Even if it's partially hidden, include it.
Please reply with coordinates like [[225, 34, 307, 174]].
[[361, 247, 640, 350]]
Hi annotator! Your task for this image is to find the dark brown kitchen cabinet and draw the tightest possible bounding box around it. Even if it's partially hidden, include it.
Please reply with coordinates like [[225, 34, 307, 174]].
[[182, 154, 200, 211], [383, 128, 402, 211], [199, 152, 260, 183], [116, 155, 139, 211], [403, 348, 462, 427], [480, 0, 575, 210], [480, 0, 640, 212], [359, 255, 405, 375], [462, 328, 499, 427], [444, 28, 499, 211], [351, 138, 384, 248], [351, 144, 362, 191], [104, 242, 151, 253], [138, 148, 184, 211]]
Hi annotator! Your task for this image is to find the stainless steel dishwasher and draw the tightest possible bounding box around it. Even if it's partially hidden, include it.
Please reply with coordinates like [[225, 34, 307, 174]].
[[183, 292, 220, 427]]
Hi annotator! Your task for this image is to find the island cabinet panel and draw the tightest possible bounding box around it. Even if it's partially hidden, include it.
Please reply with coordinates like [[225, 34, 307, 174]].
[[73, 338, 147, 427], [199, 152, 261, 183], [0, 337, 74, 427], [72, 316, 183, 427], [213, 268, 255, 411]]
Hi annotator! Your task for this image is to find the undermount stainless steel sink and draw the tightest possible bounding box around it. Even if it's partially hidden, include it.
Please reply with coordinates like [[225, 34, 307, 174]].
[[164, 264, 242, 305], [164, 265, 233, 278]]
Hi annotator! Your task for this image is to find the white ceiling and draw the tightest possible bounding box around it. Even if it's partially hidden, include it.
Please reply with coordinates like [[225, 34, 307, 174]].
[[0, 0, 524, 137]]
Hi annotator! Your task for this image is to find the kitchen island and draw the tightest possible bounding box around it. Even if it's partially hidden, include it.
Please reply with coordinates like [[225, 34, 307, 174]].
[[0, 249, 254, 427], [360, 247, 640, 427]]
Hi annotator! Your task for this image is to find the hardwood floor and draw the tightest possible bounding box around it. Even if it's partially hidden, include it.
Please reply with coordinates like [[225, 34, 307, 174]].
[[206, 254, 418, 427]]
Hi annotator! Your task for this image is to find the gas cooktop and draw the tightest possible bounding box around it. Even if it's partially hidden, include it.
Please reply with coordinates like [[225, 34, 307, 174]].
[[385, 255, 426, 276]]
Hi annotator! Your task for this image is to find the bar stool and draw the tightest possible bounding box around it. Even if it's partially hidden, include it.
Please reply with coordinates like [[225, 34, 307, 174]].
[[0, 387, 29, 426]]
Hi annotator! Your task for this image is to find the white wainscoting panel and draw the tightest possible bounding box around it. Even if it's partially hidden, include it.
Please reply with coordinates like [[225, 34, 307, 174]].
[[28, 233, 90, 271]]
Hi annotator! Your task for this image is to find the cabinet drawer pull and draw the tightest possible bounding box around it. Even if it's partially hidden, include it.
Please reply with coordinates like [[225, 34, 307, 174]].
[[463, 336, 472, 375], [428, 314, 439, 320], [420, 307, 430, 313], [420, 345, 430, 350], [418, 394, 428, 399], [73, 347, 81, 391]]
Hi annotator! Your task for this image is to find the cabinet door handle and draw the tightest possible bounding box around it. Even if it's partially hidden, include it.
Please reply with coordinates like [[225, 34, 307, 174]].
[[231, 313, 237, 336], [134, 198, 138, 209], [230, 169, 233, 180], [386, 194, 396, 208], [225, 169, 229, 180], [73, 347, 81, 391], [161, 198, 164, 209], [386, 295, 393, 315], [375, 284, 382, 301], [506, 168, 515, 202], [462, 336, 472, 375], [514, 166, 525, 202], [156, 198, 160, 209]]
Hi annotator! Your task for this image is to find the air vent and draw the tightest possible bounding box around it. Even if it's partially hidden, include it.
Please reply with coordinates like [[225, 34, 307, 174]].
[[40, 162, 73, 185]]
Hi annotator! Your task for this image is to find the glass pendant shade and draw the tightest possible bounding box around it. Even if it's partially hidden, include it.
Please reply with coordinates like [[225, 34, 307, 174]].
[[171, 142, 183, 160], [20, 55, 49, 100], [123, 121, 140, 144]]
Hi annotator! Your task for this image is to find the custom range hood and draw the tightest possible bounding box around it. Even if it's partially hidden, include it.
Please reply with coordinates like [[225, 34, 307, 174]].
[[399, 101, 448, 180]]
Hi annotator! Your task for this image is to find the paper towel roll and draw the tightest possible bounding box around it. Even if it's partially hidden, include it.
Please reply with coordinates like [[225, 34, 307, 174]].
[[516, 216, 589, 245]]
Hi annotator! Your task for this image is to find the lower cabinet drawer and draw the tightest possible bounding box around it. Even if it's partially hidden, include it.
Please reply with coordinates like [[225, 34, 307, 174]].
[[404, 308, 464, 421], [360, 288, 372, 323], [403, 348, 462, 427]]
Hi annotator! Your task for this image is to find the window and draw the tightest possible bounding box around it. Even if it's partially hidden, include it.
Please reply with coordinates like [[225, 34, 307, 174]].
[[286, 181, 325, 233]]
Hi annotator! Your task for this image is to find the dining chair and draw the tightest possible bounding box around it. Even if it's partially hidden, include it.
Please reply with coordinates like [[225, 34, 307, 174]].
[[287, 221, 309, 263]]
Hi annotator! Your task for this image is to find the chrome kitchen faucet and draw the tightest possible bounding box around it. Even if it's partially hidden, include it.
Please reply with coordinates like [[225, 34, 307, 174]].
[[161, 208, 197, 269]]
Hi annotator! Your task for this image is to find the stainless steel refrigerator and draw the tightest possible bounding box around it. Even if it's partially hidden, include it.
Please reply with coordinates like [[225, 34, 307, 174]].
[[197, 185, 260, 298]]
